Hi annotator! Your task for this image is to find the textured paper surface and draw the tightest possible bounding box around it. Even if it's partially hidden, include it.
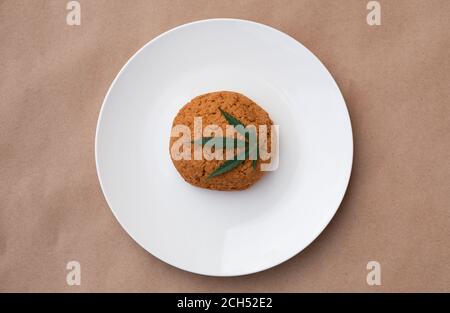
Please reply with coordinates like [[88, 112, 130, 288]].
[[1, 0, 449, 292]]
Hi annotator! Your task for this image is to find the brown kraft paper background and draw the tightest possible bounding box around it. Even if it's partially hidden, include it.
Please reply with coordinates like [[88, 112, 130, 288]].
[[1, 0, 449, 292]]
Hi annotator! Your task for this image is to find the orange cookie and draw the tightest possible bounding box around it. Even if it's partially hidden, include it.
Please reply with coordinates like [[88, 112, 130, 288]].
[[169, 91, 273, 191]]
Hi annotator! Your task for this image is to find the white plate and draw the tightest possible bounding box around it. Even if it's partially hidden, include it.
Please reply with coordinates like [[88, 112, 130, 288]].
[[95, 19, 353, 276]]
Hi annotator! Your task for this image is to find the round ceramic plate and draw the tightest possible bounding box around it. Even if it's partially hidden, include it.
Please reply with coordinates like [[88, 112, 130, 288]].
[[96, 19, 353, 276]]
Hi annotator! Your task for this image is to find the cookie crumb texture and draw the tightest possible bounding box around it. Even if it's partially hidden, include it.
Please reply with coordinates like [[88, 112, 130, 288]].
[[169, 91, 273, 191]]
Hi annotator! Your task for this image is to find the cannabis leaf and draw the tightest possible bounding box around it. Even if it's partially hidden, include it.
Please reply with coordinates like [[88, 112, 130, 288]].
[[218, 108, 247, 137], [192, 108, 261, 178], [208, 149, 247, 178]]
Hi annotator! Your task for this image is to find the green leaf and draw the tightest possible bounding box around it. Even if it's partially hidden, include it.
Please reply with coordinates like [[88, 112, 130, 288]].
[[208, 159, 245, 178], [208, 149, 247, 178], [219, 108, 247, 137], [219, 107, 244, 127], [206, 108, 262, 178], [207, 137, 246, 149]]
